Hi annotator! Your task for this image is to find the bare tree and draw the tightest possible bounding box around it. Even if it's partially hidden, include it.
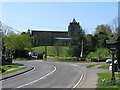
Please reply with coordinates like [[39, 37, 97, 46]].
[[110, 18, 120, 70], [110, 18, 118, 33], [54, 41, 62, 57]]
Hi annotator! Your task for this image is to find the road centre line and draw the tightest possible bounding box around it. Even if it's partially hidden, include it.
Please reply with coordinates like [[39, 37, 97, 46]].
[[15, 66, 57, 88]]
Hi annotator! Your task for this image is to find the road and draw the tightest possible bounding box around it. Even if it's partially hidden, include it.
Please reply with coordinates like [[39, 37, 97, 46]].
[[2, 60, 91, 89]]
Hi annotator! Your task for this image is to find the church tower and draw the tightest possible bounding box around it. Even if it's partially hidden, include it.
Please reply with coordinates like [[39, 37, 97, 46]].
[[68, 18, 80, 37]]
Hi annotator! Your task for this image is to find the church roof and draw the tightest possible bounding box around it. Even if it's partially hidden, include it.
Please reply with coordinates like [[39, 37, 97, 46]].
[[31, 29, 68, 32]]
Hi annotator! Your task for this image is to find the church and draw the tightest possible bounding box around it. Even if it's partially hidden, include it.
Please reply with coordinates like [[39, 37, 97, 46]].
[[31, 19, 80, 46]]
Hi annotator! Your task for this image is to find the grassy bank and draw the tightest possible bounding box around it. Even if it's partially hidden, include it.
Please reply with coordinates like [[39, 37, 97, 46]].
[[86, 48, 112, 61], [97, 73, 120, 88], [98, 64, 109, 69], [32, 46, 69, 57]]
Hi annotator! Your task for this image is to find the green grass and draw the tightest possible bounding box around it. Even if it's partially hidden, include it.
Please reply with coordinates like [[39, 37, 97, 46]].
[[1, 65, 21, 71], [0, 67, 27, 76], [86, 64, 100, 68], [86, 48, 112, 59], [32, 46, 69, 57], [0, 64, 27, 76], [15, 58, 31, 61], [97, 73, 120, 88], [98, 64, 109, 69]]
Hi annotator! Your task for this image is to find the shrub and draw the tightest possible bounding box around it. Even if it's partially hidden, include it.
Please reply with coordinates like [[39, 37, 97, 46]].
[[102, 80, 120, 86]]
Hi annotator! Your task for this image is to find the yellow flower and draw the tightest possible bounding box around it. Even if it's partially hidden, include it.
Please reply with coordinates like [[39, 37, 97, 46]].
[[102, 79, 105, 82]]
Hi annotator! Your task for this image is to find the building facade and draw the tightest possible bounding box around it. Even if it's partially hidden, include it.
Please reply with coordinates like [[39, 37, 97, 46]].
[[31, 19, 80, 46]]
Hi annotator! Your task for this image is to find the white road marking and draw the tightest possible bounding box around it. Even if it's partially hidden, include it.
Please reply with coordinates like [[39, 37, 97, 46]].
[[72, 67, 86, 89], [15, 66, 57, 88], [71, 64, 79, 67], [54, 62, 60, 63], [72, 73, 84, 89]]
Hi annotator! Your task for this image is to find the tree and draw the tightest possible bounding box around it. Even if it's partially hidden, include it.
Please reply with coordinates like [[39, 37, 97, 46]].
[[3, 32, 32, 58], [94, 24, 112, 47], [68, 25, 86, 57], [85, 34, 97, 54], [110, 18, 120, 70], [116, 27, 120, 70], [54, 41, 62, 57], [117, 1, 120, 71]]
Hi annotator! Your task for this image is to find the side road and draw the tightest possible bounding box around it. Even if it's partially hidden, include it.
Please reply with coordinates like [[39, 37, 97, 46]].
[[0, 64, 34, 81], [77, 64, 111, 88]]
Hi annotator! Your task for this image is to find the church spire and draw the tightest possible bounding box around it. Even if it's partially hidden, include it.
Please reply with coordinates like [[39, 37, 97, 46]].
[[72, 18, 77, 23]]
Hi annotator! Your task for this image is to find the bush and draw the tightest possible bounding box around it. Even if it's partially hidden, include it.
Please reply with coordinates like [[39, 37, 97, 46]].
[[2, 57, 12, 65], [0, 68, 6, 72], [37, 53, 43, 59], [91, 57, 107, 62], [102, 80, 120, 86]]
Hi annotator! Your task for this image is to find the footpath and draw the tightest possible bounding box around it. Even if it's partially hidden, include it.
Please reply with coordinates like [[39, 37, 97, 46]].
[[77, 64, 112, 88]]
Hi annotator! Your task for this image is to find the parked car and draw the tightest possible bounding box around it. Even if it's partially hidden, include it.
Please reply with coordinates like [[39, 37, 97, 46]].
[[1, 54, 12, 65], [5, 57, 12, 63], [109, 60, 118, 71], [106, 58, 112, 63]]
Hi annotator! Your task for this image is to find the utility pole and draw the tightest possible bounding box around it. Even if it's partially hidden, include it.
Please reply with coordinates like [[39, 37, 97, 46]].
[[44, 32, 47, 59], [80, 40, 83, 58]]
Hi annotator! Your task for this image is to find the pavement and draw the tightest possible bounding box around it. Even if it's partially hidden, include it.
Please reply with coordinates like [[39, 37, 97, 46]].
[[77, 64, 112, 88]]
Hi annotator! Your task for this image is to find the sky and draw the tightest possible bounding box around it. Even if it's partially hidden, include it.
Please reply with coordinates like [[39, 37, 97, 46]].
[[0, 1, 118, 34]]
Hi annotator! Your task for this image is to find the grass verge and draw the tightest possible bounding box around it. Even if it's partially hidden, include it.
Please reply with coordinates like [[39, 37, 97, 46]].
[[33, 46, 69, 57], [0, 67, 27, 76], [97, 73, 120, 88], [1, 65, 21, 71], [98, 64, 109, 69], [15, 58, 31, 61], [86, 64, 100, 68]]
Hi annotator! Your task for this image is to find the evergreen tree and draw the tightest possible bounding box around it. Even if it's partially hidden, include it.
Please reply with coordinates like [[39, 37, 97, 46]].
[[68, 25, 86, 57]]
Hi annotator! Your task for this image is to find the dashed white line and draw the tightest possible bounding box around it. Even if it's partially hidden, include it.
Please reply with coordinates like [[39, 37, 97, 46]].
[[15, 66, 57, 88]]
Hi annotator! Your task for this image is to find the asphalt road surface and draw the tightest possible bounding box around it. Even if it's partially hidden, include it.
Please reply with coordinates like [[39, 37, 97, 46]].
[[2, 60, 90, 89]]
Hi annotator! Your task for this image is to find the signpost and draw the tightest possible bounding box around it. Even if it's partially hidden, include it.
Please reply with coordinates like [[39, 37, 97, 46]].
[[105, 40, 118, 80]]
